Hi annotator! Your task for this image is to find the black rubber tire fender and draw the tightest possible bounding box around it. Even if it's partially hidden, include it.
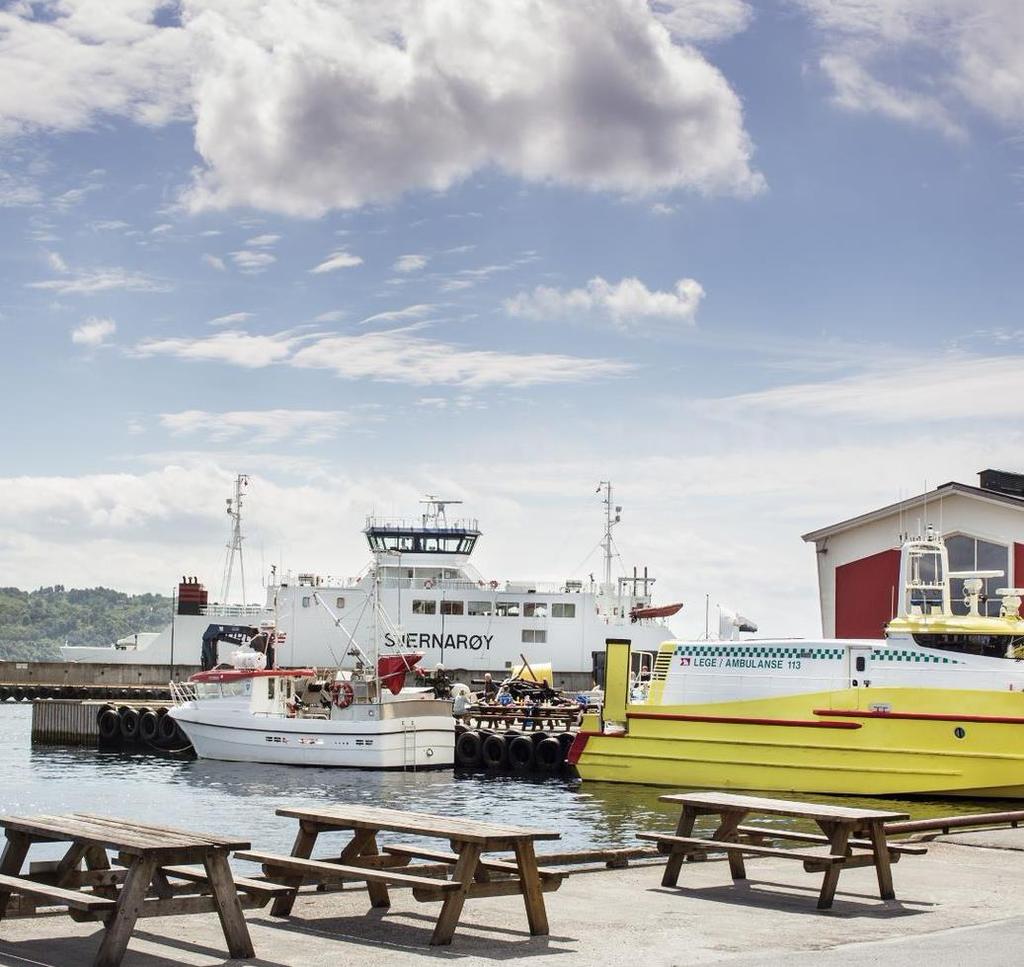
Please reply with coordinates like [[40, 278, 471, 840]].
[[480, 733, 508, 770], [508, 734, 536, 772], [455, 730, 483, 768], [157, 712, 178, 744], [534, 737, 562, 773], [139, 709, 160, 743], [119, 707, 140, 741], [557, 731, 575, 758], [98, 709, 121, 743]]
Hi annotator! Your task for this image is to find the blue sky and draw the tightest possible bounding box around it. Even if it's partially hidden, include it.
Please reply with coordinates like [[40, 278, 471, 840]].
[[1, 1, 1023, 637]]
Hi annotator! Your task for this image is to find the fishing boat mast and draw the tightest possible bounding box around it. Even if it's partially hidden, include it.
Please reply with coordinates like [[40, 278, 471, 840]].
[[220, 473, 250, 605], [597, 481, 620, 594]]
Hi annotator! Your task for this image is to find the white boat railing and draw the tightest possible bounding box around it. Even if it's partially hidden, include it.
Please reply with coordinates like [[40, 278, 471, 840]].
[[200, 603, 267, 618], [169, 680, 198, 706]]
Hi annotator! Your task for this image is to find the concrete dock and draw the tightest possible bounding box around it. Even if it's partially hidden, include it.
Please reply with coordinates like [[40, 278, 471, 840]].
[[1, 827, 1021, 966]]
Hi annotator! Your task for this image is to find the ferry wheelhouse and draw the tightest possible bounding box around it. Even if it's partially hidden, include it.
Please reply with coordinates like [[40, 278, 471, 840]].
[[572, 530, 1024, 797]]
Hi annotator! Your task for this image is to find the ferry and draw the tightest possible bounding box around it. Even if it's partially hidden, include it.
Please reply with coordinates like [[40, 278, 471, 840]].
[[62, 480, 679, 681], [571, 529, 1024, 797]]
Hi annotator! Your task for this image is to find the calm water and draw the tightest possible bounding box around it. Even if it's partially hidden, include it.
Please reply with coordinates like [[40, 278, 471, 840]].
[[0, 704, 1015, 859]]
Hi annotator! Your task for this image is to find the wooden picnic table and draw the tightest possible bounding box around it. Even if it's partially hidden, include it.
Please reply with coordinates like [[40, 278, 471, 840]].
[[239, 803, 563, 945], [0, 813, 279, 966], [639, 792, 923, 910], [466, 705, 582, 730]]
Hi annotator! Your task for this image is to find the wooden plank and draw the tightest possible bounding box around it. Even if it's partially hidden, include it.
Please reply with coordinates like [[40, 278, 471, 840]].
[[269, 822, 317, 918], [816, 822, 852, 910], [275, 805, 560, 845], [0, 831, 31, 921], [413, 878, 563, 901], [94, 854, 158, 967], [203, 850, 256, 960], [236, 851, 460, 892], [637, 834, 844, 863], [161, 865, 294, 899], [866, 819, 896, 901], [513, 840, 549, 936], [803, 853, 901, 873], [0, 873, 117, 913], [73, 814, 249, 851], [431, 842, 482, 945], [736, 825, 928, 855], [660, 805, 697, 889], [382, 844, 563, 878], [345, 830, 389, 909], [659, 793, 908, 823]]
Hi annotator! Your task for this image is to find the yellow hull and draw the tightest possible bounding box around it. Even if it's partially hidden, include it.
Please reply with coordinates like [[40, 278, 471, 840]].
[[573, 687, 1024, 797]]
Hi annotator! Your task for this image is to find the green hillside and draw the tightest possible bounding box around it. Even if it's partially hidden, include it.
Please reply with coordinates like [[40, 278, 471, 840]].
[[0, 586, 173, 661]]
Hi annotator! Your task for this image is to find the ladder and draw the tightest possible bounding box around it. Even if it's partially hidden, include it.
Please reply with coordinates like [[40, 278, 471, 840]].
[[402, 721, 417, 771]]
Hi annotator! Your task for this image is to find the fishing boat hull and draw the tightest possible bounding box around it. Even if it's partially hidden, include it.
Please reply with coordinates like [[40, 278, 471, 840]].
[[572, 687, 1024, 797], [170, 701, 455, 769]]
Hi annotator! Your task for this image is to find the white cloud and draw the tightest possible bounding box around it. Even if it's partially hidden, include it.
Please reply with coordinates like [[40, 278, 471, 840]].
[[0, 2, 190, 137], [230, 249, 276, 273], [793, 0, 1024, 134], [208, 311, 253, 326], [70, 316, 116, 347], [649, 202, 676, 216], [131, 323, 632, 388], [90, 219, 131, 231], [28, 266, 170, 295], [133, 330, 302, 368], [507, 275, 704, 329], [651, 0, 753, 44], [314, 309, 346, 323], [358, 304, 437, 326], [202, 253, 226, 271], [160, 409, 354, 443], [706, 354, 1024, 424], [0, 168, 43, 206], [393, 254, 427, 273], [290, 331, 634, 388], [182, 0, 762, 215], [246, 233, 280, 247], [310, 251, 363, 274], [150, 222, 173, 234], [45, 250, 68, 273]]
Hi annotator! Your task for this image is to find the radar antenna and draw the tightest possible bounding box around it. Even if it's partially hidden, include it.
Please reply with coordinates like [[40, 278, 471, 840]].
[[221, 473, 250, 605], [420, 495, 462, 528]]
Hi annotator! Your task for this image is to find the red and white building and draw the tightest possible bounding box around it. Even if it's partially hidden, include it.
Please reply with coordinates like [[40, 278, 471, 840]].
[[803, 469, 1024, 639]]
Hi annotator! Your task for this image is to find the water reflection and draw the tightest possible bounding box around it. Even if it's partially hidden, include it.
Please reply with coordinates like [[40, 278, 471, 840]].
[[4, 705, 1019, 856]]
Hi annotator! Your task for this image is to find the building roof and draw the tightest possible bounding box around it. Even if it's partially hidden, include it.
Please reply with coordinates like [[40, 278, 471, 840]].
[[801, 479, 1024, 544]]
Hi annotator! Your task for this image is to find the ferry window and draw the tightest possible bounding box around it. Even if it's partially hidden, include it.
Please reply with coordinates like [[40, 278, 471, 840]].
[[399, 536, 414, 551], [552, 603, 576, 618], [336, 596, 345, 609], [947, 535, 1008, 617], [441, 600, 464, 616], [522, 629, 547, 643], [444, 569, 459, 579], [495, 601, 520, 617], [468, 601, 492, 616], [268, 678, 275, 699], [412, 599, 436, 615], [458, 538, 476, 553], [523, 602, 548, 618], [855, 657, 866, 672], [424, 537, 439, 552], [302, 596, 311, 608]]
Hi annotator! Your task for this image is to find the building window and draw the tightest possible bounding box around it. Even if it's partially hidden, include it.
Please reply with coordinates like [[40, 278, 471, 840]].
[[468, 601, 492, 616], [522, 629, 547, 643], [495, 601, 521, 617], [523, 602, 548, 618], [301, 596, 311, 608], [946, 534, 1009, 617], [552, 603, 576, 618], [412, 600, 436, 615], [335, 596, 345, 609], [441, 600, 464, 616]]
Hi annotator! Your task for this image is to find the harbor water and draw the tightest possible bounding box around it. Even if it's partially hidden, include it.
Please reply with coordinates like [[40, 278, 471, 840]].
[[0, 703, 1010, 859]]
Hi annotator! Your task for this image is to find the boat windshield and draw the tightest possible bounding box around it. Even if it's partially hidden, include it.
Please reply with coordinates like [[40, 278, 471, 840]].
[[195, 680, 251, 700], [911, 633, 1022, 659]]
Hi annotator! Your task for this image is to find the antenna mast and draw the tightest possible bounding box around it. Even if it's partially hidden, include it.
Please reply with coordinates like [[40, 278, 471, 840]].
[[221, 473, 250, 605], [597, 481, 621, 593]]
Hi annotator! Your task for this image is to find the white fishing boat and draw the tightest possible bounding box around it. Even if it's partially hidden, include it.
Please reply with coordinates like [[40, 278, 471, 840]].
[[168, 585, 455, 769], [63, 480, 680, 683]]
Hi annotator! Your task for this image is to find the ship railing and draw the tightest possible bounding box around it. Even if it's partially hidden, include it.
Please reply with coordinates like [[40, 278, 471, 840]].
[[376, 578, 580, 595], [200, 603, 267, 618], [365, 515, 480, 533], [169, 680, 198, 706]]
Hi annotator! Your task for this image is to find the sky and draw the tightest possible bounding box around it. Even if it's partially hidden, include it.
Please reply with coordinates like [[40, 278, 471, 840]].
[[1, 0, 1023, 639]]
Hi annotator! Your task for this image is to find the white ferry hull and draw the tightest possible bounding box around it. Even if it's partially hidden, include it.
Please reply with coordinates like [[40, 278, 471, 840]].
[[169, 704, 455, 769]]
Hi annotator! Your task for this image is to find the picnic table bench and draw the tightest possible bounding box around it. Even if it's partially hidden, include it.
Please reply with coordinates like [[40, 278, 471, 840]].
[[639, 792, 924, 910], [239, 803, 563, 945], [0, 813, 277, 966]]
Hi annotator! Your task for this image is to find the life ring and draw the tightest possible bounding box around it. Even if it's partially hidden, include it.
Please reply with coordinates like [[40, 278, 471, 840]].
[[489, 580, 498, 590], [329, 680, 355, 709], [424, 579, 435, 589]]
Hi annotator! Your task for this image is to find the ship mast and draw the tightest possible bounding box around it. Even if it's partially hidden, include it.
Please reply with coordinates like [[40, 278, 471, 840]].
[[597, 481, 621, 594], [221, 473, 250, 605]]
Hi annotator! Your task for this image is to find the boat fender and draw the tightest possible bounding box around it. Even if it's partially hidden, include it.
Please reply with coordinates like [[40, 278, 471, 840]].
[[119, 707, 140, 742], [98, 709, 121, 743], [481, 733, 508, 770], [329, 680, 355, 709], [424, 579, 435, 589], [156, 712, 178, 745], [557, 731, 575, 758], [508, 734, 535, 773], [489, 580, 498, 590], [455, 730, 483, 768], [139, 709, 160, 742], [534, 737, 562, 773]]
